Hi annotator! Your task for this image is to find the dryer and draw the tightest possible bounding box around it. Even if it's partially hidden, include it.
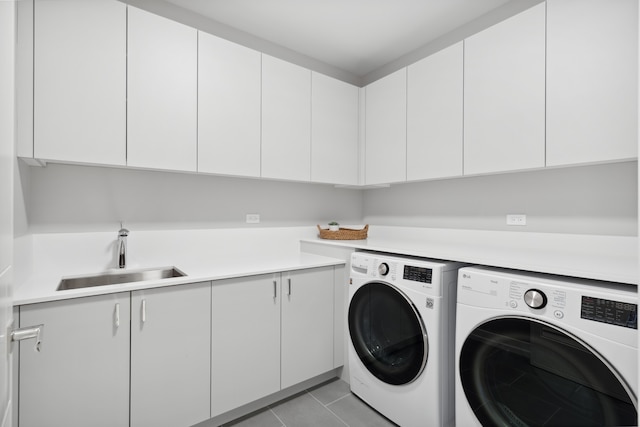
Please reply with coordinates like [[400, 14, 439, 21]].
[[456, 266, 637, 426], [348, 252, 465, 427]]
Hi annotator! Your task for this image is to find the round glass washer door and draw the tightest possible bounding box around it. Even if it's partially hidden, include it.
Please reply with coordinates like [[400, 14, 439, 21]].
[[348, 281, 428, 386], [459, 317, 637, 426]]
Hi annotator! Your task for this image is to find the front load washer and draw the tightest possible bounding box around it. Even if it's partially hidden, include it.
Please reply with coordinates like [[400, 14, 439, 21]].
[[348, 251, 465, 427], [456, 266, 638, 426]]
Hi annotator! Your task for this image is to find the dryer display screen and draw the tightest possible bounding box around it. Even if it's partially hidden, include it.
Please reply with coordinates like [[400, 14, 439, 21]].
[[581, 296, 637, 329], [403, 265, 432, 283]]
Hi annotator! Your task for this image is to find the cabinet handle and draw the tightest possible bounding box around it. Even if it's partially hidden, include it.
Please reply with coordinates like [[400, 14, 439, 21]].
[[11, 324, 44, 353], [141, 299, 147, 323], [114, 303, 120, 328], [288, 278, 292, 296], [273, 280, 278, 300]]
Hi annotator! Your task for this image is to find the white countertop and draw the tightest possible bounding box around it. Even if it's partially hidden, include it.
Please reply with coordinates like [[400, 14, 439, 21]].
[[14, 252, 344, 306], [14, 225, 637, 306], [302, 226, 638, 285], [12, 227, 343, 306]]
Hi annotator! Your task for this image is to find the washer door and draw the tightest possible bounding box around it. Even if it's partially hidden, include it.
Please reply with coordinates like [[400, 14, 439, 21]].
[[459, 317, 637, 426], [348, 281, 428, 385]]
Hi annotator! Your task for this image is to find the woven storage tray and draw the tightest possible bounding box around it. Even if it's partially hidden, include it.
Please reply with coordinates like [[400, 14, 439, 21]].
[[317, 224, 368, 240]]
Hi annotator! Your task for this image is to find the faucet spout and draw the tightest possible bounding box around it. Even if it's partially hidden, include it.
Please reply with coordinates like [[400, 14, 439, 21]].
[[117, 228, 129, 269]]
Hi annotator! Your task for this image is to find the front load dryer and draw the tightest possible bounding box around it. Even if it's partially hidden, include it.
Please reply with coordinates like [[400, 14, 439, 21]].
[[348, 251, 465, 427], [455, 266, 638, 426]]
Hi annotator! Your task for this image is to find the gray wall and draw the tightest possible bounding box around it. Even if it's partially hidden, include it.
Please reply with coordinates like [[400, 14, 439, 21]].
[[15, 163, 364, 234], [363, 161, 637, 236], [16, 161, 637, 237]]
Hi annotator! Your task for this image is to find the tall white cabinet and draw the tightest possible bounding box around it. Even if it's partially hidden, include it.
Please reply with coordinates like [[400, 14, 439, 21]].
[[262, 55, 312, 181], [18, 293, 131, 427], [127, 6, 198, 172], [198, 32, 262, 177], [546, 0, 638, 166], [463, 3, 546, 175], [130, 283, 211, 427], [365, 69, 407, 185], [406, 42, 463, 181], [33, 0, 126, 166]]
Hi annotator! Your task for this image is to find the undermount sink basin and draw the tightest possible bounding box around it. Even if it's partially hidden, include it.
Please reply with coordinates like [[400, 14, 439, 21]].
[[57, 267, 186, 291]]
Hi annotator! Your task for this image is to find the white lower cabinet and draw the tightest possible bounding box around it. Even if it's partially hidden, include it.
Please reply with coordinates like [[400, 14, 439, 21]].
[[280, 268, 334, 388], [18, 283, 211, 427], [211, 266, 335, 416], [130, 283, 211, 427], [211, 274, 281, 417], [18, 293, 131, 427]]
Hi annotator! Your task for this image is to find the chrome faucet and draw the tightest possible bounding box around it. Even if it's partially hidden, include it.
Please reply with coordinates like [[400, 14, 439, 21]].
[[117, 227, 129, 269]]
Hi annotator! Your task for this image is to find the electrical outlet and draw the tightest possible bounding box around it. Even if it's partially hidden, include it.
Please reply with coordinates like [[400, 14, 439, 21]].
[[246, 213, 260, 224], [506, 214, 527, 226]]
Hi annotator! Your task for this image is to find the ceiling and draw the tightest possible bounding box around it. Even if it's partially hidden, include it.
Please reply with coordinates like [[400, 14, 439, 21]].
[[161, 0, 515, 78]]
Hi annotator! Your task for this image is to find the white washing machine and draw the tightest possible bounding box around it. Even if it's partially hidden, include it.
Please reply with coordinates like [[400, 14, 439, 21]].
[[456, 266, 638, 426], [348, 251, 465, 427]]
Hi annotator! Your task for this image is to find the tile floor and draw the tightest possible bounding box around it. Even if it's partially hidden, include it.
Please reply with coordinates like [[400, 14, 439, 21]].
[[223, 378, 397, 427]]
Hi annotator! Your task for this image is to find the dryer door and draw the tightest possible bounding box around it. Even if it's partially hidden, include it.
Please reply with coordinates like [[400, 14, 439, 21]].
[[459, 317, 637, 426], [348, 281, 428, 385]]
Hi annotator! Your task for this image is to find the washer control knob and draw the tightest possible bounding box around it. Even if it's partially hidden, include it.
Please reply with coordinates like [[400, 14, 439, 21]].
[[524, 289, 547, 309], [378, 262, 390, 276]]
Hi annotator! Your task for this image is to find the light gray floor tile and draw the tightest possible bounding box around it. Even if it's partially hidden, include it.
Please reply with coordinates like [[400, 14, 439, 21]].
[[327, 394, 397, 427], [224, 408, 283, 427], [271, 392, 347, 427], [308, 378, 351, 405]]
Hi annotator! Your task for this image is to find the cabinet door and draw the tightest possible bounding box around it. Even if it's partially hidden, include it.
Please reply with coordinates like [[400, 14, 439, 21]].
[[130, 283, 211, 427], [365, 68, 407, 185], [546, 0, 638, 166], [463, 3, 545, 175], [311, 73, 359, 185], [19, 293, 130, 427], [127, 6, 197, 172], [262, 55, 311, 181], [211, 274, 281, 417], [198, 32, 261, 177], [407, 42, 463, 181], [281, 267, 334, 389], [34, 0, 126, 166]]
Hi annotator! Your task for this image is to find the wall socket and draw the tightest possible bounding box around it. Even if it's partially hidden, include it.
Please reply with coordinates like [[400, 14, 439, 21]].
[[246, 213, 260, 224], [506, 214, 527, 226]]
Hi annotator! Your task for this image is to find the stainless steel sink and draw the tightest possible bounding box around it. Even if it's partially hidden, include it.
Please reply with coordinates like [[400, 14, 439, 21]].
[[57, 267, 186, 291]]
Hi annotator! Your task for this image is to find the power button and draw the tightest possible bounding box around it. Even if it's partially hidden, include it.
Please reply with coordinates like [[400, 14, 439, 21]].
[[509, 300, 518, 309], [554, 310, 564, 319]]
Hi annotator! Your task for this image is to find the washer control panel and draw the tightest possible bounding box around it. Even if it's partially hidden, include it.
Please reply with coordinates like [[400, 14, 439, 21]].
[[581, 296, 637, 330]]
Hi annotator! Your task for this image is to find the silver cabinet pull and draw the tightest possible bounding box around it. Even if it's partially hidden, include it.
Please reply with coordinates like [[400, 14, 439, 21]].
[[288, 278, 292, 296], [141, 299, 147, 323], [11, 324, 44, 352], [114, 303, 120, 328], [273, 280, 277, 300]]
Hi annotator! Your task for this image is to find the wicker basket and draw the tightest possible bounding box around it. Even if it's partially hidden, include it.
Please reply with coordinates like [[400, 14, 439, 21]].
[[317, 224, 369, 240]]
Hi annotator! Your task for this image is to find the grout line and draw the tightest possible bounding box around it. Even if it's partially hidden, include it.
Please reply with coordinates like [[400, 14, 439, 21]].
[[324, 392, 353, 407], [307, 391, 350, 427], [269, 408, 286, 427]]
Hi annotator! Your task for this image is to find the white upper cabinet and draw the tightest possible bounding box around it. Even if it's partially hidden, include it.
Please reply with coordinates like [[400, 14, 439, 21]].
[[365, 68, 407, 185], [198, 32, 262, 177], [463, 3, 546, 175], [407, 42, 463, 181], [546, 0, 638, 166], [34, 0, 126, 166], [262, 55, 312, 181], [311, 73, 359, 185], [127, 7, 198, 172]]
